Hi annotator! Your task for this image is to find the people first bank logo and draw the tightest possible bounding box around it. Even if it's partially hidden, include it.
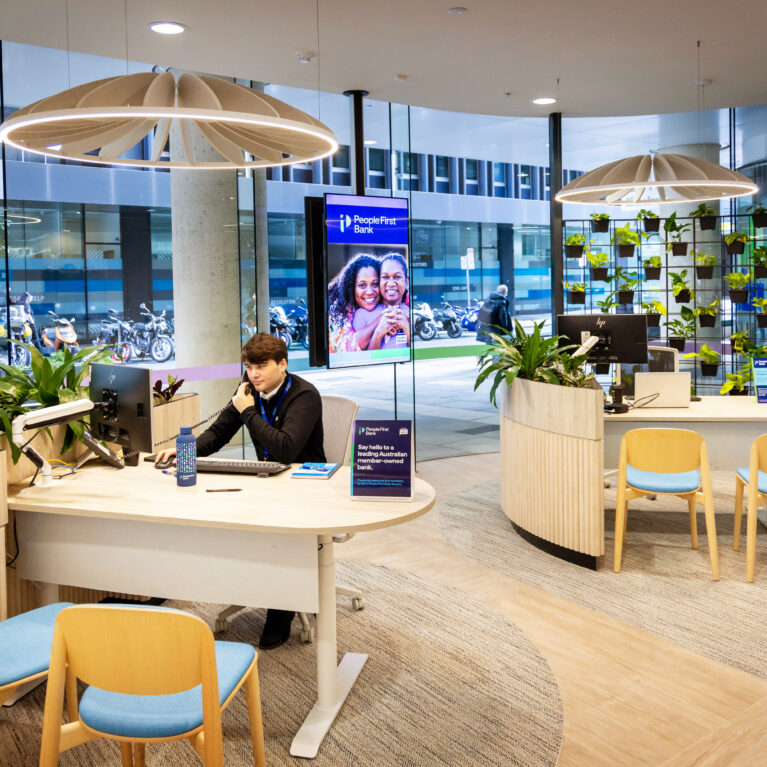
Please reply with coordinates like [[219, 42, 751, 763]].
[[340, 214, 352, 233], [326, 195, 409, 246]]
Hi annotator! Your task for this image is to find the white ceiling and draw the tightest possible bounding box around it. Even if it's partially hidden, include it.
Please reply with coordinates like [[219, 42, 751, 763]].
[[1, 0, 766, 119]]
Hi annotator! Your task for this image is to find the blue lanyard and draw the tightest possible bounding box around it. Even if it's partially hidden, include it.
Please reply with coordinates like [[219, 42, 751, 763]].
[[256, 375, 292, 458]]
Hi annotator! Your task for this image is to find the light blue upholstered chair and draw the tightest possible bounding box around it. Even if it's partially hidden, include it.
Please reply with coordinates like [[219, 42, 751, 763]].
[[732, 433, 767, 582], [614, 428, 719, 580], [39, 605, 265, 767], [0, 602, 74, 707]]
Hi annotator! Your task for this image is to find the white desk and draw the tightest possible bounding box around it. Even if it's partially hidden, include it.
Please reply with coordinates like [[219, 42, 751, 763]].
[[6, 463, 435, 758], [604, 396, 767, 470]]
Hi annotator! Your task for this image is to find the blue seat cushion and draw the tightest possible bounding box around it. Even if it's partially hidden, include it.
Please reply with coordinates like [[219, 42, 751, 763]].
[[737, 468, 767, 494], [627, 465, 700, 494], [0, 602, 74, 687], [78, 641, 255, 738]]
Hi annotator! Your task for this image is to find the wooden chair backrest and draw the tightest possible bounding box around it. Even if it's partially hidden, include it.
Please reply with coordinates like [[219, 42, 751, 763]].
[[623, 428, 704, 474], [54, 605, 217, 696], [752, 434, 767, 475]]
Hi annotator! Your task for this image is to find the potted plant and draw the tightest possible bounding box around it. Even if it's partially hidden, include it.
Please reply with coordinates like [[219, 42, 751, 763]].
[[690, 202, 717, 231], [610, 223, 644, 260], [693, 251, 716, 280], [724, 269, 752, 303], [721, 364, 752, 395], [596, 292, 618, 314], [640, 299, 666, 327], [642, 255, 662, 281], [590, 212, 610, 233], [565, 233, 587, 259], [695, 297, 720, 328], [669, 270, 693, 303], [564, 281, 587, 305], [586, 250, 610, 281], [683, 344, 721, 376], [665, 307, 695, 352], [731, 329, 754, 357], [748, 204, 767, 229], [751, 245, 767, 278], [725, 231, 749, 256], [664, 211, 692, 256], [635, 209, 660, 233], [752, 297, 767, 328], [613, 267, 640, 304]]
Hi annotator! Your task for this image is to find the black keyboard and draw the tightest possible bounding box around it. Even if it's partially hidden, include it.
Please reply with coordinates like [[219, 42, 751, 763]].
[[195, 457, 290, 476]]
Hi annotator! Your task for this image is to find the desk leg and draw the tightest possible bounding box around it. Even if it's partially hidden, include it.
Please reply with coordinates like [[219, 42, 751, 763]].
[[290, 535, 367, 759], [0, 525, 6, 621]]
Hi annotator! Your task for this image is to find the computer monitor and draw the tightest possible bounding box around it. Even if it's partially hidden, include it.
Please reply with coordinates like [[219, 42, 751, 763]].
[[557, 313, 648, 368], [89, 363, 154, 465]]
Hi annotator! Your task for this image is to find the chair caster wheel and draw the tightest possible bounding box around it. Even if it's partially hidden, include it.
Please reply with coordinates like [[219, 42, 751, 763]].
[[351, 597, 365, 611], [215, 619, 228, 632], [300, 628, 315, 644]]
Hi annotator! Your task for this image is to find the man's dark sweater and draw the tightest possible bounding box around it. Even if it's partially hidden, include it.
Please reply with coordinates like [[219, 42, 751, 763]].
[[196, 373, 325, 464]]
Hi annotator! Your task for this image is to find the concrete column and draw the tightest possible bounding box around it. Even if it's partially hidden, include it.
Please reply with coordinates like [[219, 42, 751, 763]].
[[170, 117, 241, 423]]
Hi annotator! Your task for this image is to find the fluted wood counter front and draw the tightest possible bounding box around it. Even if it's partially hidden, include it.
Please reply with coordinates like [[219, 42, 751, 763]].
[[500, 379, 604, 567]]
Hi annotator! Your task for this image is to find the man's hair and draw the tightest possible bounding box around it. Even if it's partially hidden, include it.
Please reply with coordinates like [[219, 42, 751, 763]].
[[241, 332, 288, 364], [496, 284, 508, 296]]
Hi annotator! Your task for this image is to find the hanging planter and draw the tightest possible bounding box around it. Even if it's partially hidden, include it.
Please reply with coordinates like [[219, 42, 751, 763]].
[[672, 242, 688, 256], [646, 313, 661, 327], [697, 215, 716, 230], [700, 363, 719, 377], [674, 289, 692, 304], [753, 213, 767, 229], [698, 314, 716, 327], [668, 337, 687, 352], [618, 244, 635, 260], [568, 290, 586, 305], [591, 217, 610, 233], [758, 314, 767, 328], [565, 244, 584, 259], [644, 267, 661, 280], [726, 240, 746, 256], [642, 217, 660, 233], [754, 265, 767, 279], [695, 265, 714, 280], [730, 388, 749, 396], [618, 290, 634, 304], [729, 289, 749, 303], [591, 267, 609, 282]]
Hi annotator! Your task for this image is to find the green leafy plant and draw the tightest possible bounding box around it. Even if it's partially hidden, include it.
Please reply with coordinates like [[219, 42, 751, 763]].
[[563, 281, 586, 294], [752, 298, 767, 314], [731, 330, 753, 356], [665, 306, 696, 338], [725, 231, 749, 246], [695, 297, 720, 317], [565, 233, 587, 246], [724, 269, 752, 290], [669, 270, 692, 298], [153, 374, 185, 404], [596, 292, 618, 313], [690, 203, 716, 218], [721, 363, 753, 394], [751, 245, 767, 267], [590, 213, 609, 221], [586, 250, 609, 268], [694, 252, 716, 267], [640, 300, 666, 316], [613, 267, 640, 291], [610, 223, 645, 247], [474, 319, 591, 406], [642, 255, 661, 268], [663, 211, 691, 242], [0, 342, 111, 462], [748, 205, 767, 215], [635, 209, 658, 221], [683, 344, 721, 365]]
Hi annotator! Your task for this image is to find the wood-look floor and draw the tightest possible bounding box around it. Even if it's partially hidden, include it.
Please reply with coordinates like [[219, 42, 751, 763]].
[[340, 454, 767, 767]]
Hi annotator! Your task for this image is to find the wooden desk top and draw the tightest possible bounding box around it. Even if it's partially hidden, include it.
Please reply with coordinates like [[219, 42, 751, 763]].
[[604, 396, 767, 423], [7, 463, 435, 536]]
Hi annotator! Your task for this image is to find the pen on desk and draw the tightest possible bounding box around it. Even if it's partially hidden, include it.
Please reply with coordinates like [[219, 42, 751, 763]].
[[206, 488, 242, 493]]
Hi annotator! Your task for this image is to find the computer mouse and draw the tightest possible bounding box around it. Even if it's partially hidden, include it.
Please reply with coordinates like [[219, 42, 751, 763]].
[[155, 458, 175, 470]]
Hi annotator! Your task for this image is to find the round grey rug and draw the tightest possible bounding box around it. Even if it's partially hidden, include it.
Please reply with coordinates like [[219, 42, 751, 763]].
[[1, 560, 562, 767], [438, 476, 767, 678]]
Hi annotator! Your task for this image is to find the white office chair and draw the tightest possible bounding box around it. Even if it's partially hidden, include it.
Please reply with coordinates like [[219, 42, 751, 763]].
[[215, 396, 361, 644]]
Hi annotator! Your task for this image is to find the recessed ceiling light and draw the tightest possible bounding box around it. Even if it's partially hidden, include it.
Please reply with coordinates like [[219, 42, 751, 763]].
[[364, 139, 377, 145], [448, 7, 468, 14], [532, 97, 557, 105], [148, 21, 186, 35], [394, 74, 408, 82]]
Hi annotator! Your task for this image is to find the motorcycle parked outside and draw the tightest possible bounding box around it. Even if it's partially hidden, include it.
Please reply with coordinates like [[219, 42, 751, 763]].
[[270, 305, 293, 348], [134, 303, 174, 363], [94, 309, 133, 362], [433, 298, 463, 338], [460, 299, 482, 333], [7, 304, 35, 366], [41, 311, 80, 355], [285, 299, 310, 350], [412, 301, 438, 341]]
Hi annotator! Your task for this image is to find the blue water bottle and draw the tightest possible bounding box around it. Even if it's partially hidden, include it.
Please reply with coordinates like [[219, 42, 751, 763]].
[[176, 426, 197, 487]]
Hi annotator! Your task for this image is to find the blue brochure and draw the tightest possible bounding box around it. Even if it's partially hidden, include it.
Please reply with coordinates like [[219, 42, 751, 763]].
[[753, 358, 767, 403], [351, 420, 413, 500], [291, 462, 340, 479]]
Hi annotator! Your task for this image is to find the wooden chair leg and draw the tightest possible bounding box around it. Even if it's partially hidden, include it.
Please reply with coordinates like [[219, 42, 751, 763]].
[[687, 495, 698, 549], [614, 483, 627, 573], [747, 481, 759, 583], [120, 742, 134, 767], [245, 666, 266, 767], [734, 476, 744, 551], [701, 489, 719, 581], [133, 743, 146, 767]]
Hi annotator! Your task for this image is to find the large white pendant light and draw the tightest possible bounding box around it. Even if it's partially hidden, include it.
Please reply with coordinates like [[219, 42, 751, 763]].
[[0, 71, 338, 170], [555, 152, 757, 206]]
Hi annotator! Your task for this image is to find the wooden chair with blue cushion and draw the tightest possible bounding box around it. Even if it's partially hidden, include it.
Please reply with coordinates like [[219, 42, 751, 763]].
[[732, 433, 767, 582], [39, 605, 265, 767], [614, 428, 719, 580], [0, 602, 74, 708]]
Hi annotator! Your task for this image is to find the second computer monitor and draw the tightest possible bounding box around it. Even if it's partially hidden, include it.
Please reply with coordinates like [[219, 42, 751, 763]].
[[557, 313, 648, 366]]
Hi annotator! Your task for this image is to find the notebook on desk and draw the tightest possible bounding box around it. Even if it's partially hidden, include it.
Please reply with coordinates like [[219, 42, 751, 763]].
[[632, 372, 691, 408]]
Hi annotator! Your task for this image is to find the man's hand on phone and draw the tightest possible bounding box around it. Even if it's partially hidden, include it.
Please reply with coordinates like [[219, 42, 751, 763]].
[[232, 382, 256, 413]]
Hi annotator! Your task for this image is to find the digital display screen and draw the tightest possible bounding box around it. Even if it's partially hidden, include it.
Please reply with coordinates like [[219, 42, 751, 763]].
[[325, 194, 410, 368]]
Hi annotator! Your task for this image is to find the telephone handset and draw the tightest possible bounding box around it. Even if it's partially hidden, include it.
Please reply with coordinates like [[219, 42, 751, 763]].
[[242, 371, 254, 396]]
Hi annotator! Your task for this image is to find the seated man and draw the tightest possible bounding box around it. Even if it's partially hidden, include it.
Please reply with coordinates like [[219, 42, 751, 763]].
[[156, 332, 325, 649]]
